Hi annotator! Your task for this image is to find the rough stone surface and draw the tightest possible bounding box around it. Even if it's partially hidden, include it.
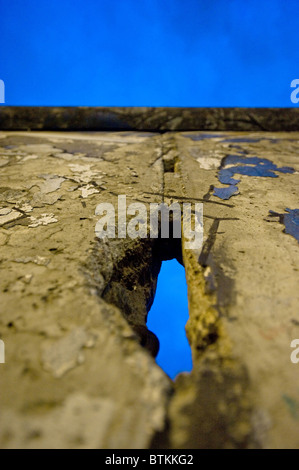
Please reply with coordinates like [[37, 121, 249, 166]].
[[0, 129, 299, 449], [1, 107, 299, 131]]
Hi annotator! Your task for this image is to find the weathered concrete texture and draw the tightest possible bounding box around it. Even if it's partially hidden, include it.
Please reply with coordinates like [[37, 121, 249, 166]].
[[1, 107, 299, 132], [0, 131, 170, 449], [171, 131, 299, 448], [0, 129, 299, 449]]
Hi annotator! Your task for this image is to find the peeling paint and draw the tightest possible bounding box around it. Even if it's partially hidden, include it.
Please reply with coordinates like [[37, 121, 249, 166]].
[[0, 207, 12, 216], [283, 209, 299, 242], [183, 133, 226, 141], [81, 184, 99, 198], [29, 213, 58, 227], [18, 203, 33, 213], [68, 163, 103, 184], [38, 175, 65, 194], [196, 157, 220, 170], [221, 137, 263, 143], [268, 208, 299, 243], [213, 186, 239, 200], [0, 208, 24, 226], [213, 154, 294, 200], [1, 128, 299, 449], [31, 192, 61, 207]]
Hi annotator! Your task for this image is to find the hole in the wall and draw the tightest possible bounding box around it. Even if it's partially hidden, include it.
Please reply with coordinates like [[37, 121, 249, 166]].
[[95, 215, 192, 377], [146, 258, 193, 380]]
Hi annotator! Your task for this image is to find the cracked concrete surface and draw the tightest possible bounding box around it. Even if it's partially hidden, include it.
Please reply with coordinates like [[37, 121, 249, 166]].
[[0, 129, 299, 449]]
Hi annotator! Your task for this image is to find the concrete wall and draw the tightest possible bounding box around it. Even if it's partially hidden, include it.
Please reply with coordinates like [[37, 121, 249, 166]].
[[0, 115, 299, 448]]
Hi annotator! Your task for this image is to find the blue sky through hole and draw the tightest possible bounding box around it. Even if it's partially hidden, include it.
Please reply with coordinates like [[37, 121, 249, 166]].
[[147, 259, 192, 379]]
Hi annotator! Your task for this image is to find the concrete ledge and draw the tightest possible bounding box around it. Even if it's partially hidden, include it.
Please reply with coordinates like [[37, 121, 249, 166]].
[[0, 106, 299, 131]]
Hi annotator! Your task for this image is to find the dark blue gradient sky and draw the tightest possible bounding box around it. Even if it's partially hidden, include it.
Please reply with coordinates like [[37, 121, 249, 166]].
[[0, 0, 298, 106]]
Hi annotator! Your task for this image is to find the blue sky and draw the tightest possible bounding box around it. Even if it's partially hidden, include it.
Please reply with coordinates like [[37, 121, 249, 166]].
[[147, 259, 192, 379], [0, 0, 299, 106]]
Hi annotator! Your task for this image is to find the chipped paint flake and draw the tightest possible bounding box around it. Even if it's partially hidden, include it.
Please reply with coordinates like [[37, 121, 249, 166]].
[[29, 213, 58, 228], [213, 186, 239, 200], [81, 184, 99, 198], [0, 208, 12, 216], [196, 157, 220, 170], [0, 208, 24, 226], [284, 208, 299, 242], [19, 203, 33, 213], [187, 146, 223, 169], [183, 133, 225, 141], [39, 175, 65, 193], [268, 208, 299, 243], [214, 154, 295, 200], [68, 163, 103, 184]]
